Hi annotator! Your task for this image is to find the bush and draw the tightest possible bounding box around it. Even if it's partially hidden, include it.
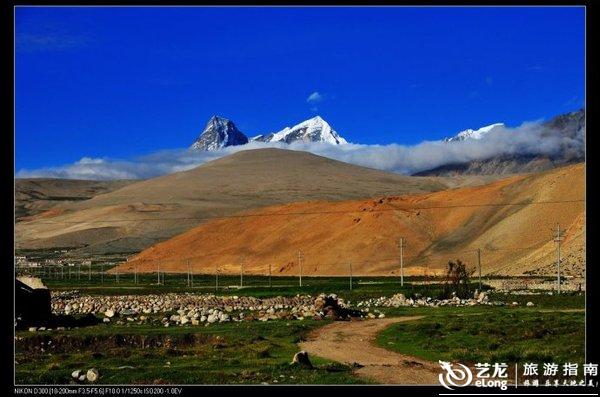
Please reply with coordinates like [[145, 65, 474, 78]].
[[441, 260, 476, 299]]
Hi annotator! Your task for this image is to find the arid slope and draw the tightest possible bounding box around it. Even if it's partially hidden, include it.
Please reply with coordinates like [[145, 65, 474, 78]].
[[16, 148, 458, 254], [114, 164, 584, 276]]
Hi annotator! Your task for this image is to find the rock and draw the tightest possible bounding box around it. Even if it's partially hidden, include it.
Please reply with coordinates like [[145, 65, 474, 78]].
[[526, 301, 535, 307], [291, 351, 313, 368], [103, 317, 110, 323], [207, 314, 218, 323], [71, 370, 81, 379], [512, 302, 519, 306], [104, 309, 115, 318], [28, 327, 37, 332], [86, 368, 99, 382], [378, 313, 386, 319]]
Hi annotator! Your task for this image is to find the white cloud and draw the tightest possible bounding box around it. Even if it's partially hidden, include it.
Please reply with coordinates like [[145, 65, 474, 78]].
[[16, 120, 583, 181], [306, 91, 323, 103]]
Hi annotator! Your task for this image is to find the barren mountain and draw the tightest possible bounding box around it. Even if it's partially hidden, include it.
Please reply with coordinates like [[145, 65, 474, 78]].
[[114, 164, 584, 277], [15, 178, 135, 221], [16, 148, 461, 255]]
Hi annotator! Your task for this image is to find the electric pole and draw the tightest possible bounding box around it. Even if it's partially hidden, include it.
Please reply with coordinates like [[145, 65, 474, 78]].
[[477, 248, 482, 291], [190, 262, 194, 288], [349, 263, 353, 291], [215, 264, 219, 292], [240, 257, 244, 288], [187, 260, 191, 287], [399, 238, 404, 287], [555, 223, 564, 294], [298, 250, 303, 287], [268, 263, 272, 288], [157, 262, 160, 285]]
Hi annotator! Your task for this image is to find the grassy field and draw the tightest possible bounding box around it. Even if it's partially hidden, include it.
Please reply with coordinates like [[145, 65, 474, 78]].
[[377, 310, 585, 365], [15, 270, 585, 385], [15, 319, 367, 385], [29, 271, 493, 300]]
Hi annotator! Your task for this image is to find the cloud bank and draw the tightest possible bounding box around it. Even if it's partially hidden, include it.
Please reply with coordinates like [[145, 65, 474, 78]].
[[16, 121, 584, 180]]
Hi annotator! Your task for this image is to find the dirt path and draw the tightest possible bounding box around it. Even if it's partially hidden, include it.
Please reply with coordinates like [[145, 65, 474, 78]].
[[299, 316, 441, 385]]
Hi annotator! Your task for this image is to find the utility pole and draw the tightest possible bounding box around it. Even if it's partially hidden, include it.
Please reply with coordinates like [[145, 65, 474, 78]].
[[399, 238, 404, 287], [268, 263, 272, 288], [157, 262, 161, 285], [298, 250, 303, 287], [190, 261, 194, 288], [555, 223, 564, 294], [240, 257, 244, 288], [187, 260, 191, 287], [215, 264, 219, 292], [477, 248, 482, 291], [134, 264, 138, 284], [349, 263, 353, 291]]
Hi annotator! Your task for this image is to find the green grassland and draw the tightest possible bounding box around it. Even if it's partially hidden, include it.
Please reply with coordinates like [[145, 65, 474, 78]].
[[376, 310, 584, 365], [15, 271, 585, 385], [15, 320, 367, 385]]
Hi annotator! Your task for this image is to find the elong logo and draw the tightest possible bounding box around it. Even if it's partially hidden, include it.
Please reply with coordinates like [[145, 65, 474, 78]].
[[438, 360, 473, 390]]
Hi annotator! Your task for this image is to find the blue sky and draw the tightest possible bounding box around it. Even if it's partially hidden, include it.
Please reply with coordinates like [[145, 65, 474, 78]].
[[16, 6, 584, 171]]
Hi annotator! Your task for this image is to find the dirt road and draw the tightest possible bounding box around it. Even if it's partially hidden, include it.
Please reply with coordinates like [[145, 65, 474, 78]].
[[299, 316, 441, 385]]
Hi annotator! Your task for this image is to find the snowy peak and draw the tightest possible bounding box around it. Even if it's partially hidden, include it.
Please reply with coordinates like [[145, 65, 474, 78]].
[[252, 116, 348, 145], [444, 123, 505, 142], [190, 116, 249, 151]]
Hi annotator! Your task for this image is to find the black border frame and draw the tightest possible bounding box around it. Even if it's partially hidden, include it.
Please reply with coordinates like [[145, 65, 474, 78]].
[[3, 1, 595, 396]]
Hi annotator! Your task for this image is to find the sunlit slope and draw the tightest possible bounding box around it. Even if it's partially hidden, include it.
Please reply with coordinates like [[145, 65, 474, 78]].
[[114, 164, 584, 276]]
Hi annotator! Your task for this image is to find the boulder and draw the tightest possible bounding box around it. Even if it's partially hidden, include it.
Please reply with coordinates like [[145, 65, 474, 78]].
[[85, 368, 99, 382], [291, 351, 313, 368]]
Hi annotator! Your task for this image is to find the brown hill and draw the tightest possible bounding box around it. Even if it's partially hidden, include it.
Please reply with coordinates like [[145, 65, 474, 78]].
[[16, 148, 465, 255], [114, 164, 585, 276], [15, 178, 134, 221]]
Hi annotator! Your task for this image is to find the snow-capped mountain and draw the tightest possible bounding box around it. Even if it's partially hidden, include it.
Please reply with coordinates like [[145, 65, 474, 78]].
[[443, 123, 505, 142], [190, 116, 248, 151], [251, 116, 348, 145]]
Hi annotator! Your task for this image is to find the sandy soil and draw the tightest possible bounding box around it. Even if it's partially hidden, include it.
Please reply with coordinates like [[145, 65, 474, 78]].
[[299, 317, 441, 385]]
